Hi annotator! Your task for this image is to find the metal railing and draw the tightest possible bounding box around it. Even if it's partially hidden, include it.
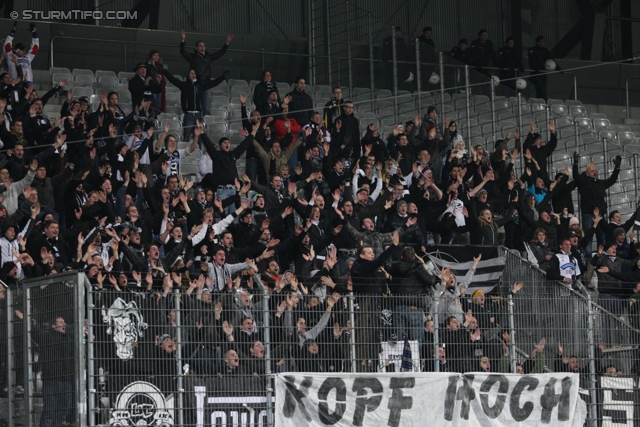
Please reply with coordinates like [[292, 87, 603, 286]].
[[0, 244, 639, 426], [626, 76, 640, 119]]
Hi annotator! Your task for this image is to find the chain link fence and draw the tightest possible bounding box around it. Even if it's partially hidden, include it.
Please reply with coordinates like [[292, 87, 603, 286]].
[[0, 256, 639, 426]]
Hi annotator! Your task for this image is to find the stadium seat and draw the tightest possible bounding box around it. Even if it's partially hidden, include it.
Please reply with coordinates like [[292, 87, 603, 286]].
[[72, 87, 93, 98], [98, 76, 119, 88], [618, 131, 635, 147], [95, 70, 117, 79], [72, 69, 94, 78], [573, 117, 591, 130], [118, 71, 135, 81], [162, 119, 182, 134], [52, 72, 74, 85], [599, 130, 617, 143], [50, 67, 71, 76], [249, 80, 260, 89], [228, 79, 249, 88], [75, 75, 96, 87], [550, 104, 568, 117], [593, 118, 610, 131], [165, 93, 181, 106]]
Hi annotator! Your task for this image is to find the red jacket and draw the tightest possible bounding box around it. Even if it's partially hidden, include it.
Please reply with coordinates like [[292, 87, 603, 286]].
[[273, 118, 301, 141]]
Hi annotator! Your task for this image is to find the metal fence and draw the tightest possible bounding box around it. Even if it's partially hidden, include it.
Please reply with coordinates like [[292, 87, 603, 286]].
[[2, 253, 640, 426]]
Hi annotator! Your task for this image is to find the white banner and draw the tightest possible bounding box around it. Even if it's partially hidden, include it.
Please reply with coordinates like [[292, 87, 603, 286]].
[[275, 372, 587, 427]]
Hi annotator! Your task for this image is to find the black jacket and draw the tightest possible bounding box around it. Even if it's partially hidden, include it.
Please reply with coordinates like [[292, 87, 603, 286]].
[[199, 130, 252, 187], [128, 74, 162, 107], [572, 161, 620, 215], [286, 89, 313, 127], [180, 41, 228, 79], [162, 68, 224, 114], [387, 258, 437, 305], [523, 131, 557, 173]]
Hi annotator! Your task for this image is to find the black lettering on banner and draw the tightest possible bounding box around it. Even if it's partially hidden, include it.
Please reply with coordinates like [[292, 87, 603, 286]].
[[479, 375, 509, 419], [444, 375, 476, 421], [317, 378, 347, 425], [601, 377, 635, 425], [540, 376, 572, 423], [509, 376, 539, 422], [387, 377, 415, 427], [283, 376, 313, 421], [352, 378, 384, 426]]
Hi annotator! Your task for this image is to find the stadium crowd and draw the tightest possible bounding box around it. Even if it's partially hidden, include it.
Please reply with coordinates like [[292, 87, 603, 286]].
[[0, 24, 636, 422]]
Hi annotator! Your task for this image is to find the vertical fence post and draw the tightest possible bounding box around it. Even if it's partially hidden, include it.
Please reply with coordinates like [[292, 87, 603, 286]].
[[85, 276, 96, 427], [490, 80, 496, 144], [635, 154, 639, 203], [585, 293, 599, 427], [602, 137, 610, 208], [349, 292, 357, 373], [346, 4, 353, 98], [323, 0, 332, 87], [22, 287, 32, 427], [368, 13, 375, 112], [174, 289, 184, 427], [439, 52, 445, 134], [307, 0, 315, 86], [254, 274, 274, 426], [507, 293, 517, 373], [517, 93, 523, 172], [415, 38, 422, 117], [465, 65, 471, 144], [6, 286, 14, 427], [546, 106, 552, 178], [74, 273, 87, 427], [391, 26, 399, 123], [432, 299, 439, 373]]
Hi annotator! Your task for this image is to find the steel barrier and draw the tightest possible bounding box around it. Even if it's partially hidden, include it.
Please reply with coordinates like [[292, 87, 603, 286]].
[[0, 253, 639, 426]]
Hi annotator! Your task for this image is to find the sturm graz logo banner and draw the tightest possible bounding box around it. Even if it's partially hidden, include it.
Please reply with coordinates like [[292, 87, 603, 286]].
[[109, 381, 174, 426], [103, 297, 148, 360]]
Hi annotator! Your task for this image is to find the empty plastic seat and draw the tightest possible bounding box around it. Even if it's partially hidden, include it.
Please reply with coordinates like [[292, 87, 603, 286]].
[[624, 145, 640, 156], [72, 69, 94, 77], [95, 70, 117, 79], [555, 117, 572, 130], [206, 122, 227, 137], [315, 91, 332, 102], [470, 137, 485, 147], [228, 79, 249, 88], [117, 71, 133, 80], [550, 104, 568, 117], [530, 103, 545, 113], [552, 153, 571, 169], [589, 113, 607, 120], [52, 72, 73, 84], [599, 130, 617, 143], [316, 84, 332, 94], [98, 76, 119, 88], [72, 87, 93, 98], [162, 119, 182, 134], [165, 93, 181, 106], [569, 105, 587, 118], [478, 113, 492, 124], [249, 80, 260, 89], [593, 118, 610, 131], [574, 117, 592, 130], [618, 131, 636, 146], [610, 182, 625, 196], [158, 113, 180, 122], [454, 99, 467, 110], [620, 169, 635, 182], [50, 67, 71, 76], [210, 95, 229, 108], [75, 75, 96, 87], [547, 99, 564, 106], [624, 183, 636, 197]]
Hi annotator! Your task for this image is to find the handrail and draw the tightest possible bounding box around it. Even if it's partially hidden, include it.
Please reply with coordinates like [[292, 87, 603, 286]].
[[626, 75, 640, 118], [51, 34, 569, 83]]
